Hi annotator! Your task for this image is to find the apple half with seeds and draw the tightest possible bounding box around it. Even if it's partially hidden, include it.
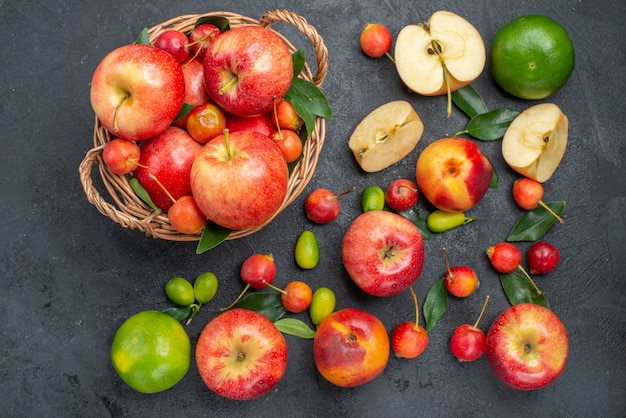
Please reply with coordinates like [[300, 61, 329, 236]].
[[348, 100, 424, 172], [394, 10, 485, 116], [502, 103, 568, 183]]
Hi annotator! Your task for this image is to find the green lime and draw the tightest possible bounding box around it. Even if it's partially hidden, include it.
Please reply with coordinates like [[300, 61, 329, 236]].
[[295, 230, 320, 269], [490, 15, 575, 100], [111, 310, 191, 394], [361, 185, 385, 212], [194, 272, 218, 304], [165, 276, 195, 306], [310, 287, 336, 325]]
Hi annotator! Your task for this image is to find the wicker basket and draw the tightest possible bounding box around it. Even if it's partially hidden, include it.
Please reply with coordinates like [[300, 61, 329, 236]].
[[79, 10, 328, 242]]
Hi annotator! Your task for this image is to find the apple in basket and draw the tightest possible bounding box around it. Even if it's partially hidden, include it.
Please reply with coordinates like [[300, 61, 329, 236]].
[[190, 130, 289, 231], [90, 43, 185, 141], [203, 25, 294, 117]]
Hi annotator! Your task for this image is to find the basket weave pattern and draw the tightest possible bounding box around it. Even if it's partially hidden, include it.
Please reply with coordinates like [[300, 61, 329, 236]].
[[79, 10, 328, 241]]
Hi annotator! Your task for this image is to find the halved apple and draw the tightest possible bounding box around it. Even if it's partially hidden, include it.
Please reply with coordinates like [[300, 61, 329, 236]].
[[502, 103, 568, 183], [394, 11, 486, 116], [348, 100, 424, 172]]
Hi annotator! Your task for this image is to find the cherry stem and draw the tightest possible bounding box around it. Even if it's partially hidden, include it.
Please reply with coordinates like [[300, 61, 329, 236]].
[[472, 295, 490, 329], [384, 51, 396, 64], [517, 265, 542, 295], [264, 280, 286, 295], [220, 283, 251, 311], [332, 186, 357, 200], [148, 173, 176, 204], [409, 285, 420, 330], [442, 247, 454, 280], [539, 200, 565, 224], [272, 98, 282, 136], [129, 159, 148, 169]]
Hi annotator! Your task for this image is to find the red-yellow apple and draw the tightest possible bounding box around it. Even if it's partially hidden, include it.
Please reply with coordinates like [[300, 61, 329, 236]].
[[133, 127, 202, 211], [90, 43, 185, 141], [416, 137, 492, 213], [225, 112, 275, 137], [203, 25, 293, 117], [168, 195, 206, 235], [313, 308, 389, 387], [342, 211, 424, 297], [196, 308, 288, 400], [485, 303, 569, 390], [102, 138, 141, 175], [190, 130, 288, 230]]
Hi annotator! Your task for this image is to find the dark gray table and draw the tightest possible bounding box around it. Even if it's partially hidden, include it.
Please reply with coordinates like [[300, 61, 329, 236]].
[[1, 0, 624, 416]]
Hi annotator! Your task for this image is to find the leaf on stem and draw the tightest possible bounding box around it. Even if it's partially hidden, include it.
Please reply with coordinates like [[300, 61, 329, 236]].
[[225, 292, 287, 323], [196, 221, 231, 254], [507, 201, 566, 242], [456, 108, 520, 141], [451, 84, 489, 118], [129, 178, 159, 211], [423, 277, 448, 332], [274, 318, 316, 339], [500, 272, 551, 309]]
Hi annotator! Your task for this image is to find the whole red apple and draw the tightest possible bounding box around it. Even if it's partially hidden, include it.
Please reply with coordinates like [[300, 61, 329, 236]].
[[195, 308, 288, 400], [313, 307, 389, 387], [485, 303, 569, 390], [385, 178, 419, 212], [133, 127, 202, 211], [203, 25, 293, 117], [190, 130, 288, 230], [342, 211, 424, 297], [225, 112, 275, 137], [90, 43, 185, 141], [416, 137, 492, 212]]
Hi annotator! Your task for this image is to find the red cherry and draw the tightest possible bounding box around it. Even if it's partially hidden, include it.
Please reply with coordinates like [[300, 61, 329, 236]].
[[222, 253, 276, 311], [359, 23, 393, 59], [391, 287, 429, 359], [305, 187, 355, 224], [512, 178, 564, 224], [154, 29, 190, 63], [442, 248, 479, 298], [385, 179, 419, 212], [528, 241, 560, 274], [450, 295, 490, 362], [486, 242, 522, 274]]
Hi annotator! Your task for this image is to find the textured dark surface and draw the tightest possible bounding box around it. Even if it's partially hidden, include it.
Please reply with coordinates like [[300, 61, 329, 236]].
[[1, 1, 625, 417]]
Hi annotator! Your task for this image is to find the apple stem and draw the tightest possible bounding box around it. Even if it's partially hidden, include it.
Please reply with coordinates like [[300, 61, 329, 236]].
[[409, 286, 421, 330], [263, 280, 287, 295], [442, 64, 452, 118], [539, 200, 565, 224], [472, 295, 490, 329], [219, 74, 238, 96], [223, 129, 233, 160], [517, 265, 543, 295], [442, 247, 454, 280], [220, 283, 251, 311], [148, 173, 177, 204]]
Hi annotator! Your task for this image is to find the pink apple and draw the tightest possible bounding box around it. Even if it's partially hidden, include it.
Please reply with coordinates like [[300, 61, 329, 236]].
[[416, 137, 492, 212], [485, 303, 569, 390], [203, 25, 293, 117], [196, 308, 288, 400], [342, 210, 424, 297], [102, 138, 141, 175], [225, 111, 275, 137], [190, 130, 289, 230], [90, 43, 185, 141], [133, 127, 202, 211]]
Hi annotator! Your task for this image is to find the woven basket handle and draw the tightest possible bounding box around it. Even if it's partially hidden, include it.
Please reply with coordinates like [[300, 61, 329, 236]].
[[259, 9, 329, 87]]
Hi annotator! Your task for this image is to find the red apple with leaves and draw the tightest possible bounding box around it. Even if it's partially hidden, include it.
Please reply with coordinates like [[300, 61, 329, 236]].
[[203, 25, 293, 117], [90, 43, 185, 141], [196, 308, 288, 400], [342, 210, 424, 297], [190, 130, 288, 230]]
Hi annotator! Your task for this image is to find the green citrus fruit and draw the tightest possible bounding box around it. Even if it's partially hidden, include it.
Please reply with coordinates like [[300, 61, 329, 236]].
[[165, 276, 195, 306], [310, 287, 336, 326], [361, 185, 385, 212], [490, 15, 575, 100], [194, 272, 218, 304], [295, 230, 320, 270], [111, 310, 191, 394]]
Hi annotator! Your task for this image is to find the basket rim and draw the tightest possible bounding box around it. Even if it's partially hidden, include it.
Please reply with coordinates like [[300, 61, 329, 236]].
[[79, 9, 329, 242]]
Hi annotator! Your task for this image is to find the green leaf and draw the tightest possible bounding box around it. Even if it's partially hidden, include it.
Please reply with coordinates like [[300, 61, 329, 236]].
[[228, 292, 287, 322], [173, 103, 194, 123], [423, 278, 448, 332], [500, 272, 551, 309], [456, 108, 520, 141], [484, 153, 499, 189], [285, 78, 332, 138], [128, 177, 159, 211], [193, 16, 230, 32], [452, 84, 489, 118], [162, 306, 192, 322], [135, 27, 150, 45], [291, 49, 306, 76], [393, 208, 432, 240], [507, 201, 566, 242], [196, 221, 231, 254], [274, 318, 316, 339]]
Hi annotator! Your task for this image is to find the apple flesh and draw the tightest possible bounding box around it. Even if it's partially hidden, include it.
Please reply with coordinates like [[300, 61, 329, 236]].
[[349, 100, 424, 172], [416, 137, 492, 213], [90, 43, 185, 141], [203, 25, 293, 117], [485, 303, 569, 390], [342, 210, 424, 297], [314, 308, 389, 387], [394, 11, 485, 97], [502, 103, 568, 183], [133, 127, 202, 211], [196, 308, 288, 400], [190, 130, 288, 230]]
